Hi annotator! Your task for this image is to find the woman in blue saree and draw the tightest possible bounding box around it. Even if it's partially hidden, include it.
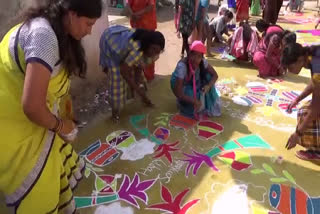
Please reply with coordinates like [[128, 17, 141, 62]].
[[171, 41, 221, 119]]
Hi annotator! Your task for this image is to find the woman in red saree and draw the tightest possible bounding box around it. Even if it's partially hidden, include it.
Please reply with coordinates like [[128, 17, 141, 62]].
[[236, 0, 249, 22], [127, 0, 157, 81]]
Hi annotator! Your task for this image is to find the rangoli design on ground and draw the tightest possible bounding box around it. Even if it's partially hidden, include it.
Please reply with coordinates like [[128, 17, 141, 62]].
[[219, 151, 253, 171], [269, 184, 320, 214], [80, 139, 120, 167], [147, 185, 200, 214], [75, 173, 156, 209], [231, 81, 302, 118], [153, 141, 180, 163], [197, 121, 224, 140], [183, 135, 272, 176], [251, 163, 297, 185]]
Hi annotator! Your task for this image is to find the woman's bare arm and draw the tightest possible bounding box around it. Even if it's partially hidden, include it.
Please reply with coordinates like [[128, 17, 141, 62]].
[[22, 63, 75, 134]]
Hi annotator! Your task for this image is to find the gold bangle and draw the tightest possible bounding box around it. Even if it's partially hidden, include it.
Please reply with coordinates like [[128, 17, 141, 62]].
[[50, 116, 59, 132]]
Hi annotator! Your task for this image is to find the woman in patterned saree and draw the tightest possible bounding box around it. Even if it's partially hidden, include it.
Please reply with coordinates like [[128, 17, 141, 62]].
[[178, 0, 196, 58], [0, 0, 101, 213], [283, 43, 320, 160], [99, 25, 165, 122]]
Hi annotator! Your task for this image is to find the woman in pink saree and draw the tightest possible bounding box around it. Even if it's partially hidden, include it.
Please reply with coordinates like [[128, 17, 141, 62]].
[[253, 26, 293, 77], [229, 21, 259, 61]]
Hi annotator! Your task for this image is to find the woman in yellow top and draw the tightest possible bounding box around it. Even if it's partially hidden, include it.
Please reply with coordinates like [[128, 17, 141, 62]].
[[0, 0, 101, 213]]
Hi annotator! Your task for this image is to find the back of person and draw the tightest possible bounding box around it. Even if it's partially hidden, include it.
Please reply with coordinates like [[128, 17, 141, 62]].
[[266, 25, 283, 35], [128, 0, 157, 30], [242, 22, 253, 43], [100, 25, 134, 62], [210, 16, 226, 33]]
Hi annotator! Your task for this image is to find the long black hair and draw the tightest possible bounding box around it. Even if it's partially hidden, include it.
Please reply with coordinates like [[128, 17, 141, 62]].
[[23, 0, 102, 78], [281, 43, 314, 66], [240, 20, 252, 43], [283, 32, 297, 45], [131, 29, 165, 53], [256, 19, 283, 36], [256, 19, 270, 33], [264, 30, 292, 47]]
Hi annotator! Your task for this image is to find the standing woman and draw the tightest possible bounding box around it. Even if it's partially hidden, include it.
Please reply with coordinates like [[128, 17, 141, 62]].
[[227, 0, 237, 28], [0, 0, 102, 213], [250, 0, 261, 16], [263, 0, 283, 24], [195, 0, 210, 42], [236, 0, 250, 22], [127, 0, 157, 81], [283, 43, 320, 160], [178, 0, 196, 58]]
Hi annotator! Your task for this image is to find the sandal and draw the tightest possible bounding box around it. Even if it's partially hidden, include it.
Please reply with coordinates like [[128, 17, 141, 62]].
[[295, 150, 320, 160]]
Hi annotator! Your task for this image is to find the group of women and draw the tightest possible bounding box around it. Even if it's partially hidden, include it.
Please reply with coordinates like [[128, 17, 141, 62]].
[[228, 19, 320, 160], [175, 0, 296, 61], [226, 18, 296, 78], [172, 16, 320, 162], [0, 0, 319, 213]]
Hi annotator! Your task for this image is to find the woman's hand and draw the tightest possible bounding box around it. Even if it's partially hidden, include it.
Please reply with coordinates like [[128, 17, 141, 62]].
[[287, 99, 299, 113], [194, 99, 202, 111], [202, 85, 212, 94], [59, 119, 78, 142], [278, 67, 286, 76], [285, 132, 300, 150]]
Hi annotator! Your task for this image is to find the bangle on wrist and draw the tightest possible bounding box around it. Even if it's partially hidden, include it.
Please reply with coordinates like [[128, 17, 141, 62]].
[[57, 119, 64, 134], [50, 115, 60, 132], [50, 116, 63, 134]]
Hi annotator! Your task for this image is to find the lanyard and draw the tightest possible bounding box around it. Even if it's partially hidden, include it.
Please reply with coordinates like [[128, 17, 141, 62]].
[[188, 60, 200, 119], [188, 60, 197, 101]]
